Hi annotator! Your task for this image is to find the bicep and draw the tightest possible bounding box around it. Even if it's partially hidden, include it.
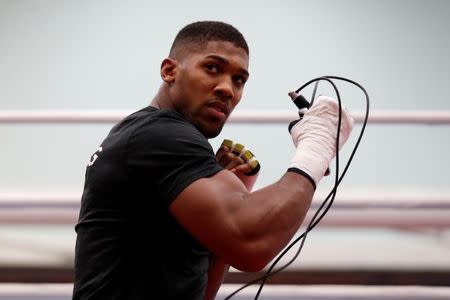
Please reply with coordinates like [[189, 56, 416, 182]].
[[169, 170, 250, 266], [169, 168, 315, 272]]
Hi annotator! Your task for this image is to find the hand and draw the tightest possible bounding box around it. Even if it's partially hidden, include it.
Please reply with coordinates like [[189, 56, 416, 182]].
[[288, 95, 354, 186], [215, 139, 260, 191]]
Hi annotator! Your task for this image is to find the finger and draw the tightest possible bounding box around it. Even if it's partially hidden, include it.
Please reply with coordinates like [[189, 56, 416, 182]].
[[244, 156, 260, 176], [221, 139, 234, 150], [216, 138, 234, 162], [218, 151, 246, 170], [218, 152, 235, 169], [225, 155, 245, 171], [230, 143, 245, 158], [215, 145, 230, 161], [230, 162, 252, 175], [288, 119, 301, 133]]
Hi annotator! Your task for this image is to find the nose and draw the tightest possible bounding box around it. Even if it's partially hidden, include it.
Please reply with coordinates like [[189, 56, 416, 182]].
[[213, 77, 234, 101]]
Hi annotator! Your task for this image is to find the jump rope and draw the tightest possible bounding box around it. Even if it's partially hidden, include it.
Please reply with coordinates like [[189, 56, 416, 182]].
[[224, 75, 370, 300]]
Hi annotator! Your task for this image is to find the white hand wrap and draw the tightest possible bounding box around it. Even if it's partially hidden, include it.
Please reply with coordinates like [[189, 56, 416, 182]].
[[288, 95, 354, 187]]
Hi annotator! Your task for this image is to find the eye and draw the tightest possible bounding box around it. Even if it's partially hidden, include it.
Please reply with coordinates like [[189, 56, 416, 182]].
[[233, 75, 247, 87], [205, 63, 219, 73]]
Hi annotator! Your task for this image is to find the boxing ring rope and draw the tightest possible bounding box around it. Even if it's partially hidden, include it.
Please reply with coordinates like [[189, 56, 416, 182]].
[[1, 109, 450, 124], [0, 284, 450, 300], [1, 109, 450, 226], [0, 111, 449, 298], [0, 190, 449, 227]]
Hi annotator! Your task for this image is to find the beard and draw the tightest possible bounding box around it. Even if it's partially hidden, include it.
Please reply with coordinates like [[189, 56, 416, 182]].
[[193, 115, 226, 139], [174, 101, 228, 139]]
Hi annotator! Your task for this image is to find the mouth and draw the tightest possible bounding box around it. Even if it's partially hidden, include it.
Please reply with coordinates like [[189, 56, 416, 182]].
[[205, 101, 229, 118]]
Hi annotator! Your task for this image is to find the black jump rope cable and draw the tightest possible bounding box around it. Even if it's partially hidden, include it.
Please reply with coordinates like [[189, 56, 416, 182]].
[[224, 75, 370, 300]]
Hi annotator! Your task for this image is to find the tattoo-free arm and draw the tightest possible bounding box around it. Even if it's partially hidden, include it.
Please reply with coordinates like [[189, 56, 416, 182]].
[[204, 146, 259, 300], [170, 169, 313, 272]]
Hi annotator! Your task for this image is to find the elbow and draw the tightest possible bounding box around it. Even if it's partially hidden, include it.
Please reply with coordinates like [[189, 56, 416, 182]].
[[228, 243, 275, 272], [234, 259, 268, 273]]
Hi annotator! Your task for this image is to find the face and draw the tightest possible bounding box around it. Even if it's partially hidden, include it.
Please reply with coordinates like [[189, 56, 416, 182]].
[[165, 41, 249, 138]]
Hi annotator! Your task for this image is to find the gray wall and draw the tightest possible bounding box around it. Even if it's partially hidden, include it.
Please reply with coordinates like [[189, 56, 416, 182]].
[[1, 0, 449, 193]]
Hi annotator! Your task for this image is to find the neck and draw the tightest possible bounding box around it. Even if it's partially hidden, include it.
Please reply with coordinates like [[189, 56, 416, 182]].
[[150, 84, 173, 110]]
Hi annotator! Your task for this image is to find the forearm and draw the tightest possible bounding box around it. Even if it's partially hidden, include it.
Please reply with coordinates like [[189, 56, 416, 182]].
[[226, 96, 353, 269], [235, 172, 258, 192], [204, 255, 229, 300], [171, 96, 353, 273], [231, 171, 314, 269], [171, 169, 315, 272], [203, 152, 257, 299]]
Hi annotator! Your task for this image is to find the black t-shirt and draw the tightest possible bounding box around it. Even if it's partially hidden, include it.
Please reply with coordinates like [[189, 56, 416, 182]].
[[72, 106, 223, 300]]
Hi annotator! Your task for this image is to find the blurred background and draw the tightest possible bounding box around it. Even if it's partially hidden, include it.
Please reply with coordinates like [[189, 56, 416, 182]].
[[1, 0, 450, 299]]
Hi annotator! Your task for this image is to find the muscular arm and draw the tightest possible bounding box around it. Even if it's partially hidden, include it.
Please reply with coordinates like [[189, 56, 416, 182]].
[[203, 251, 230, 300], [172, 95, 352, 299], [170, 95, 352, 299], [170, 169, 313, 272], [203, 146, 259, 300]]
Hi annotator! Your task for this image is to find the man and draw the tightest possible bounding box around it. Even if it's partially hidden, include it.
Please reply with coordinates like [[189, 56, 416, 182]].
[[72, 21, 353, 300]]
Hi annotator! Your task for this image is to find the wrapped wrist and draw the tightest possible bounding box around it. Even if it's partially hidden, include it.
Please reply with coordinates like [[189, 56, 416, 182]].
[[288, 146, 331, 187], [287, 167, 316, 190]]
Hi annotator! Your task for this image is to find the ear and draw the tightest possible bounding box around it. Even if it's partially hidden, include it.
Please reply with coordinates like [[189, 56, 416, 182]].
[[160, 58, 177, 85]]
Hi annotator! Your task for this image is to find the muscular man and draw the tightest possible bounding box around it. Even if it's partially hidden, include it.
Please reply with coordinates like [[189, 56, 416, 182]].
[[72, 21, 353, 300]]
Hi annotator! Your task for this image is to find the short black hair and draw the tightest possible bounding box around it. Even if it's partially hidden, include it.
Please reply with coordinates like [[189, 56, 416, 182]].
[[169, 21, 249, 56]]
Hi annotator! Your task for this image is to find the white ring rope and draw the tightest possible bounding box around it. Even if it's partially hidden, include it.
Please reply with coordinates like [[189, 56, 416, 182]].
[[0, 110, 449, 226], [0, 191, 449, 227], [0, 284, 450, 299], [0, 191, 449, 209], [0, 110, 450, 124]]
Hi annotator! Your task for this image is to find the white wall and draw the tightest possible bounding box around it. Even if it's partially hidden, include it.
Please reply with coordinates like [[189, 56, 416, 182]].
[[1, 0, 450, 193]]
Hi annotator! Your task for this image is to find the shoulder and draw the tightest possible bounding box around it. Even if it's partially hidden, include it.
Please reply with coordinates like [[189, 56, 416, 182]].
[[151, 108, 205, 139], [124, 108, 222, 203], [127, 107, 214, 155]]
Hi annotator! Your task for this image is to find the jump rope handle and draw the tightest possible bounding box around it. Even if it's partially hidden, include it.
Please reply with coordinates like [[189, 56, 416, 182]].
[[288, 91, 331, 176]]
